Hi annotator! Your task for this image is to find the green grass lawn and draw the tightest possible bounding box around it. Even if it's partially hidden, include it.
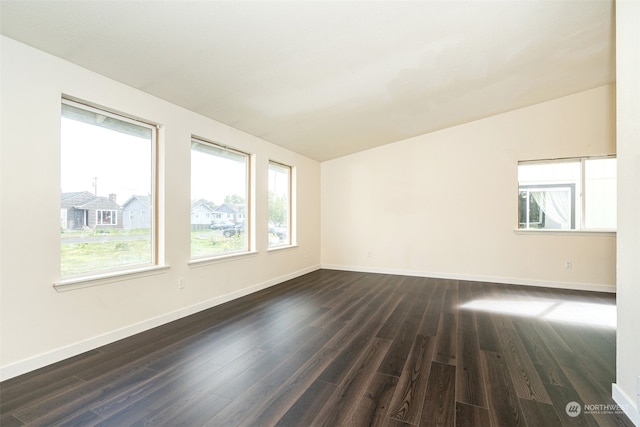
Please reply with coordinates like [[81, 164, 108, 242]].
[[61, 239, 152, 276], [61, 229, 246, 276], [190, 229, 245, 258]]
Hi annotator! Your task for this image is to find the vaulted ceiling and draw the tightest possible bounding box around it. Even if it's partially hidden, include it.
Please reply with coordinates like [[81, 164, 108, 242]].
[[0, 1, 615, 161]]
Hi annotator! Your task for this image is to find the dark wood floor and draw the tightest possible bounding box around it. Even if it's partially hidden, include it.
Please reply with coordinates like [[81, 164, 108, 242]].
[[0, 270, 633, 426]]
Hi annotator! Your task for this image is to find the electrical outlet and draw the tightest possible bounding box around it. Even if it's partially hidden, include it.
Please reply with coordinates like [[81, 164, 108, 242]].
[[367, 250, 373, 258], [637, 376, 640, 408], [178, 278, 185, 289], [564, 260, 572, 269]]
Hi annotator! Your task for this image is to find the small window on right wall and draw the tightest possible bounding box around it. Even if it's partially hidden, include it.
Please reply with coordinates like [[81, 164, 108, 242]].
[[268, 161, 292, 247], [518, 157, 616, 231]]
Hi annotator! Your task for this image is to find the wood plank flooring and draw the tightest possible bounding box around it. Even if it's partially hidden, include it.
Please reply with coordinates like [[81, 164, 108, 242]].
[[0, 269, 633, 426]]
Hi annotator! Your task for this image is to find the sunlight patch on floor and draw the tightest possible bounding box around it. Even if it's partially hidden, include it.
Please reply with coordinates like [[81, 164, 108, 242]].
[[461, 299, 556, 317], [460, 297, 617, 328], [544, 301, 617, 328]]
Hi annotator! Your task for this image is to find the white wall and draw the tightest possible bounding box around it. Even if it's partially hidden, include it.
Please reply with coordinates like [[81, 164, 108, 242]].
[[322, 85, 616, 291], [614, 1, 640, 424], [0, 36, 321, 380]]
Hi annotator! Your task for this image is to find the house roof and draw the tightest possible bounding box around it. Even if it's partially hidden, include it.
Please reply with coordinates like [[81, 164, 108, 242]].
[[74, 197, 121, 211], [61, 192, 121, 210], [122, 195, 151, 209], [190, 199, 217, 213], [60, 191, 98, 209]]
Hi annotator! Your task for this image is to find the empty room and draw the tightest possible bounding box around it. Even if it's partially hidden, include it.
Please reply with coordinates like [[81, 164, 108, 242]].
[[1, 1, 638, 426]]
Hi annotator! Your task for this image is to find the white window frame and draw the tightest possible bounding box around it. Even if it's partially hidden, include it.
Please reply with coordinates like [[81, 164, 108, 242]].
[[58, 98, 160, 287], [190, 137, 251, 260], [268, 160, 293, 249]]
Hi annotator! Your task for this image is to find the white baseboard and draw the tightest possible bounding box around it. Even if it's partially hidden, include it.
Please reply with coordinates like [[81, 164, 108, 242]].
[[0, 265, 320, 382], [321, 264, 616, 293], [0, 264, 614, 382], [613, 383, 640, 426]]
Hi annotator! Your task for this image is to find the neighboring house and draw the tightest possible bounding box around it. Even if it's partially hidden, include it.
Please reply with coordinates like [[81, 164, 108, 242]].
[[190, 199, 217, 230], [60, 191, 123, 230], [122, 195, 151, 229], [214, 203, 245, 224]]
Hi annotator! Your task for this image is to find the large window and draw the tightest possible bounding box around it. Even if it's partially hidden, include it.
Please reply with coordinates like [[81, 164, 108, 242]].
[[191, 139, 249, 258], [60, 100, 156, 278], [518, 157, 616, 230], [268, 161, 292, 248]]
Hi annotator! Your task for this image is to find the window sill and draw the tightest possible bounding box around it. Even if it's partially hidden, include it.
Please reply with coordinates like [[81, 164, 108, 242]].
[[188, 251, 259, 268], [54, 265, 170, 292], [514, 229, 616, 237], [268, 244, 299, 253]]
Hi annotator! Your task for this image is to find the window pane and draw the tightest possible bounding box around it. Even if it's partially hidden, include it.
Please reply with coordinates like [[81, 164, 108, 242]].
[[518, 161, 580, 184], [585, 158, 617, 229], [191, 140, 249, 258], [518, 161, 578, 230], [519, 186, 574, 229], [60, 102, 154, 278], [519, 190, 543, 228], [268, 162, 291, 247]]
